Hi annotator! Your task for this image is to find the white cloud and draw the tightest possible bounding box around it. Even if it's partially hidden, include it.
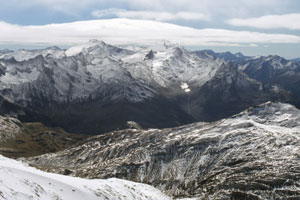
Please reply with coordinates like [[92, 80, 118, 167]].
[[0, 18, 299, 46], [227, 13, 300, 30], [91, 8, 210, 21], [3, 0, 297, 19]]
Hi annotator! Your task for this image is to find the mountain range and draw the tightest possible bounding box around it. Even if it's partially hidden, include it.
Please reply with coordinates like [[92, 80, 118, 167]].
[[0, 40, 299, 134]]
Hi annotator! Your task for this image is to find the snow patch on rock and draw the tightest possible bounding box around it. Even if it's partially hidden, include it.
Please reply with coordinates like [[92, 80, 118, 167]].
[[180, 82, 191, 93]]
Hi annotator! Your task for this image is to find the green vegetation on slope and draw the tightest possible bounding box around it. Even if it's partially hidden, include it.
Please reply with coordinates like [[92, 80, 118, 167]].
[[0, 120, 87, 158]]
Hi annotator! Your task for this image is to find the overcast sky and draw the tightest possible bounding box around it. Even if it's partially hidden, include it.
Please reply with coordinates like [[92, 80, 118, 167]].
[[0, 0, 299, 58]]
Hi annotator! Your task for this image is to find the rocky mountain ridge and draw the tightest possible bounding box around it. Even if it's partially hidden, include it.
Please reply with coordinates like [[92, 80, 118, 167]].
[[196, 49, 300, 101], [26, 102, 300, 199]]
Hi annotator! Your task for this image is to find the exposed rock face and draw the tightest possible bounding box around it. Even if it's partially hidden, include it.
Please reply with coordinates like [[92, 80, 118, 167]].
[[0, 116, 22, 142], [26, 102, 300, 199], [0, 41, 295, 134], [144, 50, 154, 60]]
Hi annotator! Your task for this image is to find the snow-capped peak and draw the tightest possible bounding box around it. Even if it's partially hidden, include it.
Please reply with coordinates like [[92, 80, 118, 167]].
[[88, 39, 106, 44], [163, 40, 180, 49], [65, 41, 101, 57]]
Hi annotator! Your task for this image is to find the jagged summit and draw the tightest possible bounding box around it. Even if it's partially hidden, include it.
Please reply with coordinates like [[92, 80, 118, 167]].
[[144, 50, 154, 60], [45, 46, 62, 50], [88, 39, 106, 44], [65, 39, 133, 58], [195, 49, 251, 62], [162, 40, 181, 49], [65, 39, 106, 57], [235, 52, 244, 57]]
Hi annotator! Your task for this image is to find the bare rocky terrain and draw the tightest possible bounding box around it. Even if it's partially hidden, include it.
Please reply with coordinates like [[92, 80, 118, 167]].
[[24, 102, 300, 199]]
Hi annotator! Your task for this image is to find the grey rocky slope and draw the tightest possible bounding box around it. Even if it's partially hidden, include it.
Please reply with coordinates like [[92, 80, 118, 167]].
[[0, 40, 293, 134], [196, 49, 300, 102], [27, 102, 300, 199], [235, 55, 300, 101]]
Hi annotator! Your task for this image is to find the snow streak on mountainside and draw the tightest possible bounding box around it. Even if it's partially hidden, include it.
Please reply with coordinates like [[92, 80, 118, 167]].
[[0, 40, 296, 134], [0, 155, 170, 200], [26, 102, 300, 199]]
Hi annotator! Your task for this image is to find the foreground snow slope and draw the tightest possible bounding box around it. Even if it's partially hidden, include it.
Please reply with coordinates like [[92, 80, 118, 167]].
[[0, 155, 170, 200]]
